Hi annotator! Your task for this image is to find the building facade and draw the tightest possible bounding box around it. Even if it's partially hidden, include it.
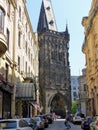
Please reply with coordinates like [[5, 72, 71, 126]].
[[0, 0, 39, 118], [82, 0, 98, 116], [71, 76, 79, 101], [37, 0, 71, 116], [78, 68, 88, 115]]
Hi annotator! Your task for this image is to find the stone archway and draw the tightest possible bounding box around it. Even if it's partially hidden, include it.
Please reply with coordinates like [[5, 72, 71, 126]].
[[48, 92, 66, 117]]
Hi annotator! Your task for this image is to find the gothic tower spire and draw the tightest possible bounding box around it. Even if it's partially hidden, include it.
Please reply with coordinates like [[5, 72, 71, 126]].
[[65, 23, 69, 34], [37, 0, 57, 32]]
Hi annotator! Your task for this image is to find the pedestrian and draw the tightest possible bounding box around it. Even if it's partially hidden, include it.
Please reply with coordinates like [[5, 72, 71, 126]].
[[52, 112, 57, 120], [64, 118, 71, 129]]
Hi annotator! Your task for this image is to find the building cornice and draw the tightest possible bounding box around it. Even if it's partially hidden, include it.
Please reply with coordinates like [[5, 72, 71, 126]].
[[24, 3, 36, 43], [82, 6, 98, 36]]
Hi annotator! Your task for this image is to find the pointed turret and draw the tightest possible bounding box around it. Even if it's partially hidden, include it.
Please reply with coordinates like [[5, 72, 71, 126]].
[[64, 23, 70, 42], [37, 0, 57, 32], [65, 23, 69, 34]]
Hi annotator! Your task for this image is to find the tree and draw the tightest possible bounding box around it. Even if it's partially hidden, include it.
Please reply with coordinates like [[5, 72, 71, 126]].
[[71, 101, 77, 114]]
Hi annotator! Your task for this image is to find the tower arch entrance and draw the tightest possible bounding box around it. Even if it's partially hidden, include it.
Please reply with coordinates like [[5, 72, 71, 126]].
[[48, 92, 67, 117]]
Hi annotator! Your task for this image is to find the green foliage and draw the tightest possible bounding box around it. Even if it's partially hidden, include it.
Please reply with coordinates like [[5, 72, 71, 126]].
[[71, 101, 77, 114]]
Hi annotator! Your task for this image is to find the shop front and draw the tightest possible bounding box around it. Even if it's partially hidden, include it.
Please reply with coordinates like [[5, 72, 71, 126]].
[[16, 83, 37, 117], [0, 74, 13, 119], [0, 82, 13, 119]]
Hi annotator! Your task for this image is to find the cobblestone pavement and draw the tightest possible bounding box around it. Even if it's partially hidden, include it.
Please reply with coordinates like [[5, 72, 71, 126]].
[[45, 119, 82, 130]]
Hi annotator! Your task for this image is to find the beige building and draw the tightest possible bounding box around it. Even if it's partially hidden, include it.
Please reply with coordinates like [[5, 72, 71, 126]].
[[82, 0, 98, 116], [0, 0, 39, 118]]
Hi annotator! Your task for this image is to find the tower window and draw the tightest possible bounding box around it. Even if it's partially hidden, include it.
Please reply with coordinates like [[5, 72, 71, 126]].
[[46, 6, 50, 10], [49, 20, 54, 25]]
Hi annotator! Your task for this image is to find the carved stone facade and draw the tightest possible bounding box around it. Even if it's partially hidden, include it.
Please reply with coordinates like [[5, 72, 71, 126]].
[[37, 0, 71, 115], [82, 0, 98, 116]]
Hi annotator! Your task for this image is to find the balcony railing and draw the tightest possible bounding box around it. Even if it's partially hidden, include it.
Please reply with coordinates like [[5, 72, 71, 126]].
[[21, 72, 34, 81]]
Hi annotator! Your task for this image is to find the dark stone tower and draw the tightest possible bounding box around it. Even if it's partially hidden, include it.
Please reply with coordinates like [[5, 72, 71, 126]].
[[37, 0, 71, 115]]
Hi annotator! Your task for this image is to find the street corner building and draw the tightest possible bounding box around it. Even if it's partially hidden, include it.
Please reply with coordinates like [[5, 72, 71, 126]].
[[0, 0, 39, 119], [37, 0, 71, 116], [82, 0, 98, 116]]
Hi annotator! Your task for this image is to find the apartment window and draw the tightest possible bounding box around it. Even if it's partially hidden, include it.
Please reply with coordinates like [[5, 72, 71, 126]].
[[26, 42, 27, 54], [31, 38, 32, 46], [5, 63, 9, 82], [7, 0, 10, 17], [18, 31, 21, 47], [18, 56, 20, 73], [28, 31, 30, 40], [0, 8, 5, 33], [73, 86, 76, 90], [26, 23, 27, 32], [28, 48, 30, 60], [84, 84, 87, 91], [25, 61, 27, 76], [6, 29, 10, 50], [31, 54, 32, 64], [73, 92, 77, 97], [28, 67, 30, 76], [19, 6, 21, 20]]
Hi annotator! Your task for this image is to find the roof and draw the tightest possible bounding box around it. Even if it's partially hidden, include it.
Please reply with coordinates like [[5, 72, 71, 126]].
[[37, 0, 57, 32]]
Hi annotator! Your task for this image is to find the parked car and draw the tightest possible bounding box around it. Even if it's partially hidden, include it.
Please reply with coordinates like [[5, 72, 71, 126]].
[[90, 115, 98, 130], [73, 112, 85, 124], [25, 118, 37, 130], [0, 118, 33, 130], [81, 116, 92, 130], [39, 115, 49, 128], [34, 116, 44, 130]]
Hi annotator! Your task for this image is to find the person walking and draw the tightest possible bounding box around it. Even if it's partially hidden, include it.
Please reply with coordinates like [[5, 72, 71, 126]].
[[64, 118, 71, 129]]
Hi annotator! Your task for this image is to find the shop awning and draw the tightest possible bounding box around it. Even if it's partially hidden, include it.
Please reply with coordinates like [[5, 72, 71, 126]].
[[16, 83, 35, 100]]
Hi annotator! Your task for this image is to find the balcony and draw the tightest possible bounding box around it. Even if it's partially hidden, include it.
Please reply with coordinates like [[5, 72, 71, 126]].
[[0, 32, 7, 56], [21, 72, 34, 82], [79, 91, 89, 101]]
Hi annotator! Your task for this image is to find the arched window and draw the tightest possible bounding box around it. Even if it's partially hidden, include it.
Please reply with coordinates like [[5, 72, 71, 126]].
[[0, 8, 5, 33]]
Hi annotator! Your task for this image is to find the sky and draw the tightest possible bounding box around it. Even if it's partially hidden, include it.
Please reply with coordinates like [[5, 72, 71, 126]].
[[26, 0, 92, 76]]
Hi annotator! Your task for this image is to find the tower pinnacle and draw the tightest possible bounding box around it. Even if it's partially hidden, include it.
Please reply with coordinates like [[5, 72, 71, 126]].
[[37, 0, 57, 32]]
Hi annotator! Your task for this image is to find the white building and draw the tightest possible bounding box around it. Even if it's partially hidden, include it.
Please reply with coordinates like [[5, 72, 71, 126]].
[[0, 0, 39, 118], [71, 76, 79, 101]]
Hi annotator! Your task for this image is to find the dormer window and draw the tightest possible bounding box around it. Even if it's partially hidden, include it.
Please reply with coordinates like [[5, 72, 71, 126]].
[[49, 20, 54, 25], [46, 6, 50, 10]]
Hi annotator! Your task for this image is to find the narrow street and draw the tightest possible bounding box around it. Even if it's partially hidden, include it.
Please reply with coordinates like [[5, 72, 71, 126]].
[[45, 119, 82, 130]]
